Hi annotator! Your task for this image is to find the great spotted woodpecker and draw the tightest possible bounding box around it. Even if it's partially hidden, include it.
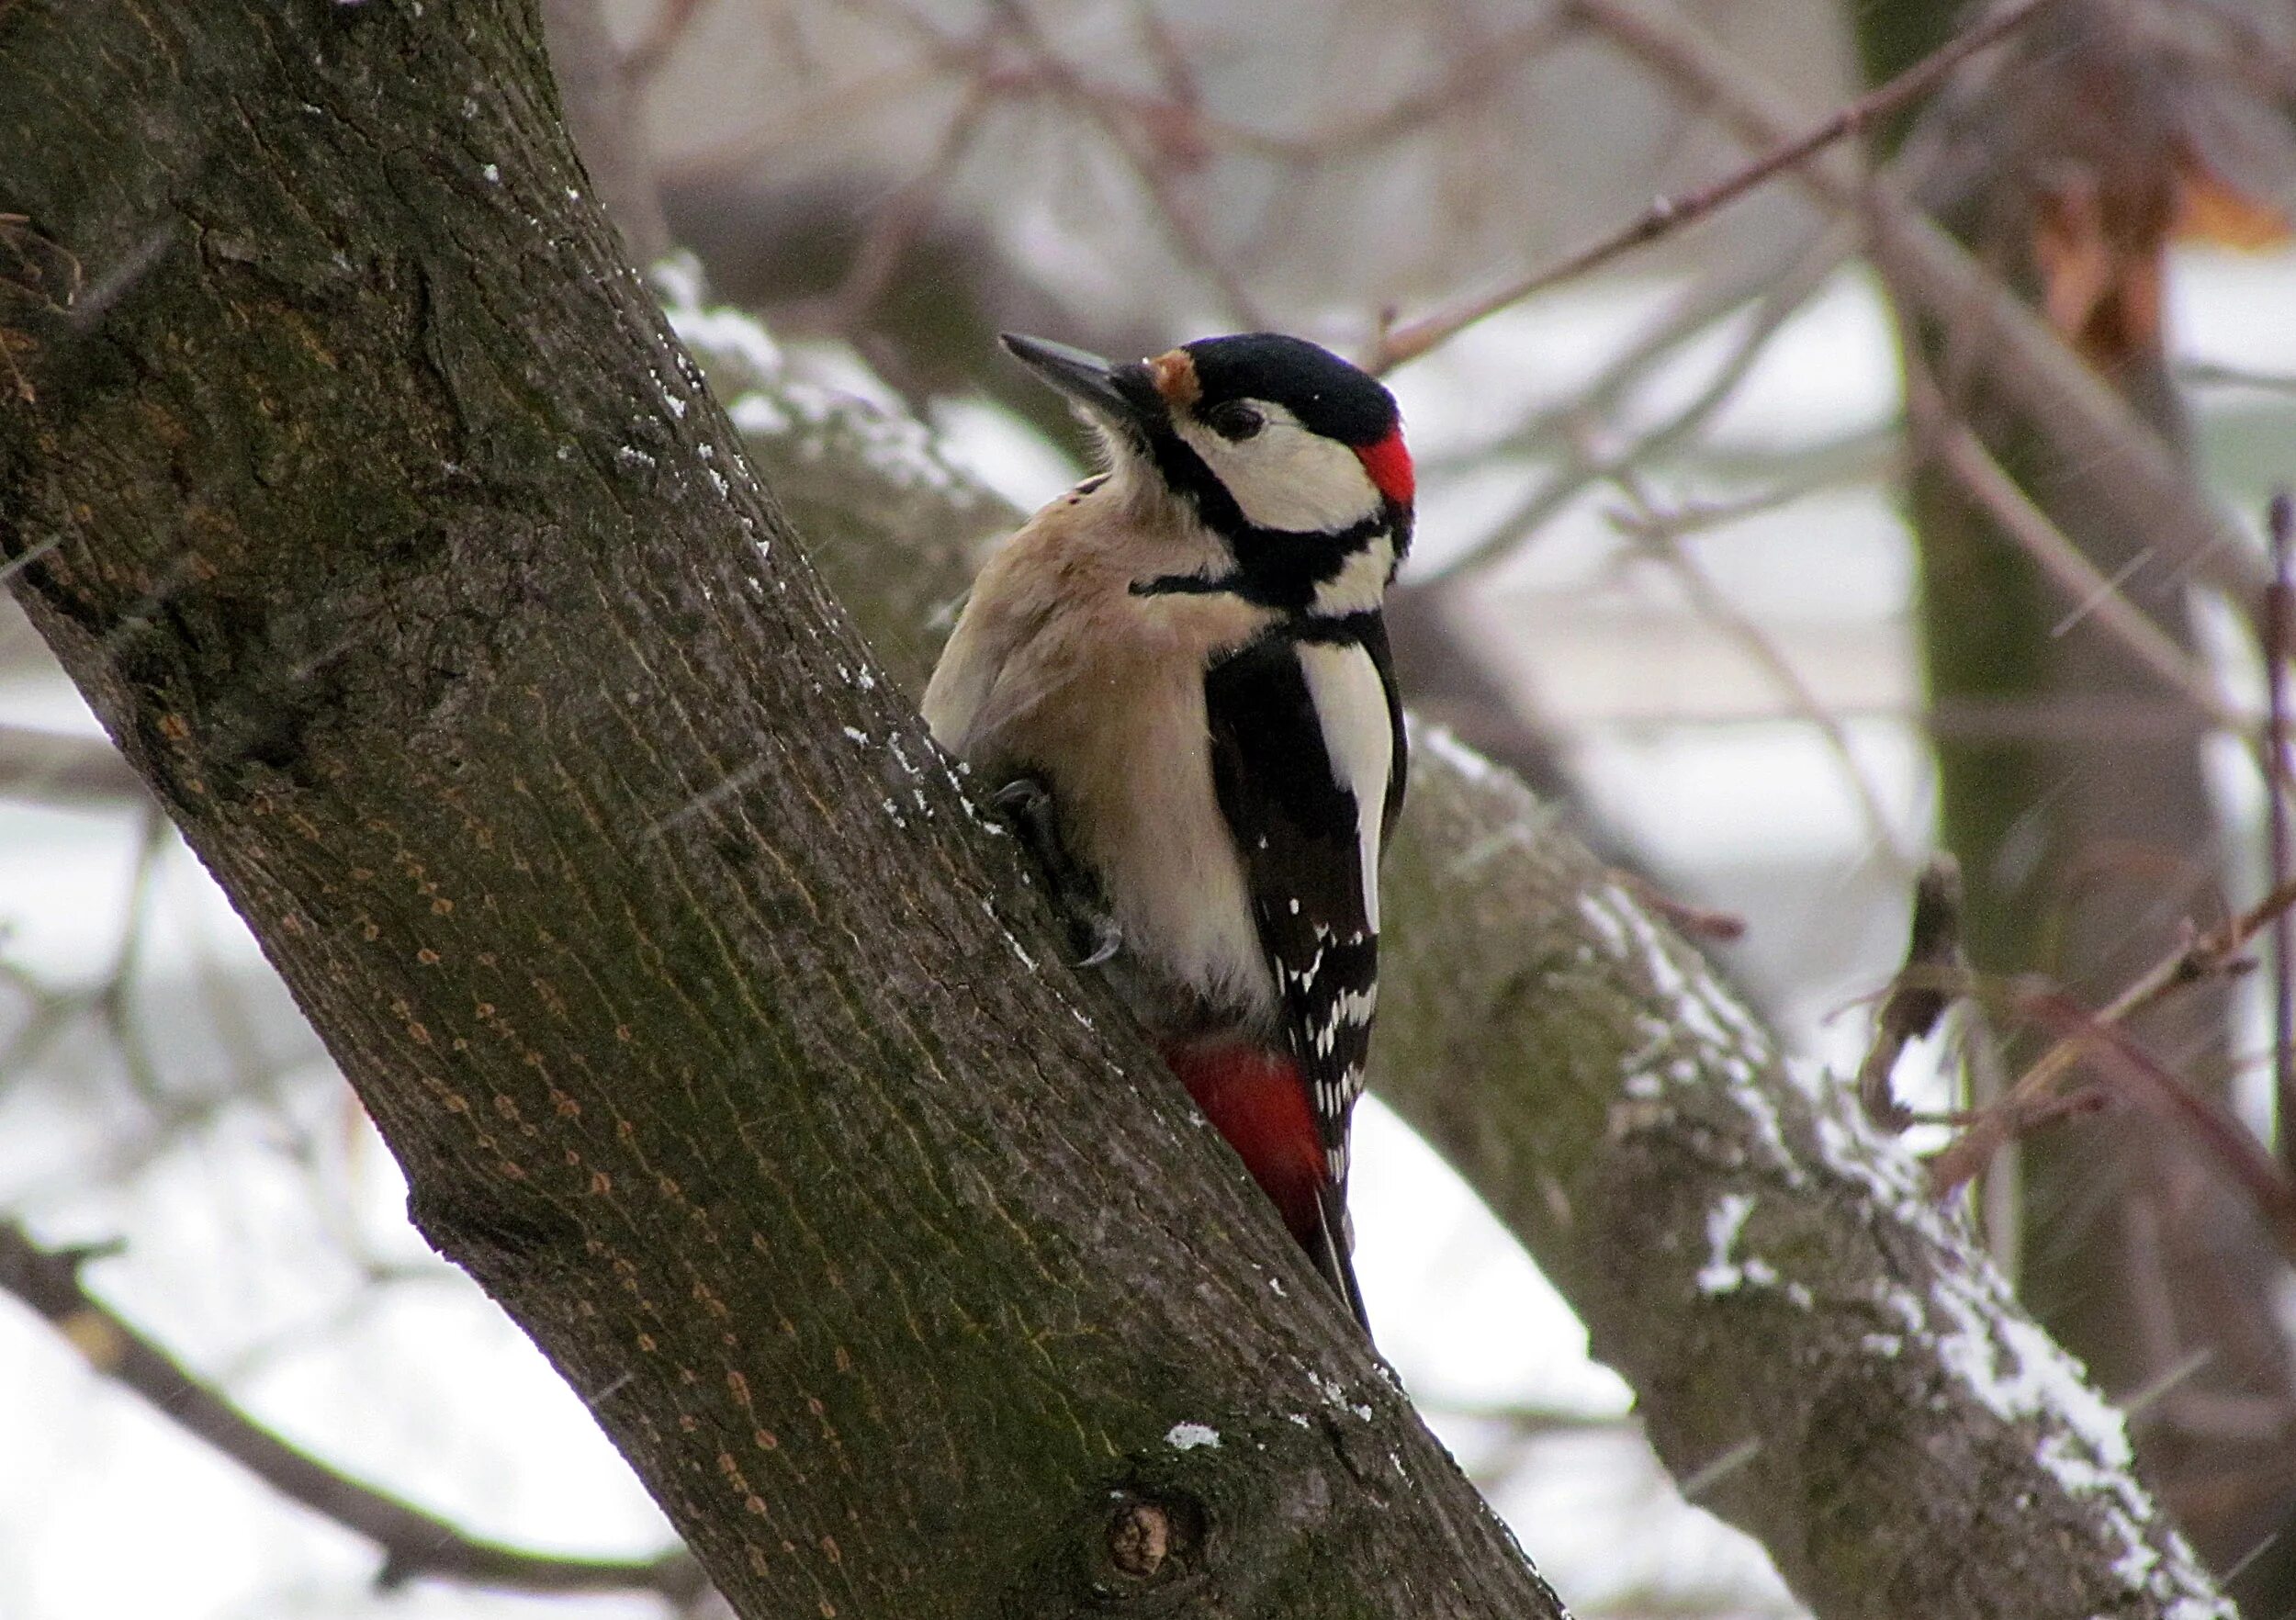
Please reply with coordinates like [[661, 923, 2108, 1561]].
[[922, 332, 1411, 1333]]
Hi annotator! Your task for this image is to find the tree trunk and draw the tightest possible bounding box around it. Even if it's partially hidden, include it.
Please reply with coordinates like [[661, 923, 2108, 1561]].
[[0, 6, 1563, 1616], [669, 261, 2237, 1615], [1854, 0, 2296, 1586], [0, 1, 2237, 1615]]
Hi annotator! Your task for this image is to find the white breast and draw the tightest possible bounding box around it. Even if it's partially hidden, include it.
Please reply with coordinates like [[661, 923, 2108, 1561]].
[[1064, 663, 1277, 1024], [922, 485, 1282, 1034]]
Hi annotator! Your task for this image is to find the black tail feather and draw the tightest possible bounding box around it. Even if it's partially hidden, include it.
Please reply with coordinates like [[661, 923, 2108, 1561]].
[[1306, 1185, 1372, 1336]]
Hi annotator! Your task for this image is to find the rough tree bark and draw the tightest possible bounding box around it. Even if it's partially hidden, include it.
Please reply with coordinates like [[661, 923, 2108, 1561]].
[[0, 6, 1563, 1617], [0, 2, 2237, 1617], [669, 271, 2237, 1615]]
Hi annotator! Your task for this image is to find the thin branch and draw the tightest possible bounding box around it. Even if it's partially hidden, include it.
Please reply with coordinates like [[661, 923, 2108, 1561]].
[[1415, 1396, 1634, 1437], [987, 0, 1266, 328], [1905, 365, 2242, 735], [1367, 0, 2069, 372], [1432, 223, 1848, 579], [1501, 688, 2245, 740], [0, 1222, 707, 1603], [1604, 466, 1915, 872], [2011, 991, 2296, 1266], [1929, 874, 2296, 1197], [2181, 359, 2296, 396], [622, 0, 709, 83], [807, 85, 995, 333], [1859, 855, 1965, 1131], [1410, 242, 1806, 478], [0, 722, 146, 807], [1611, 868, 1746, 942], [2270, 490, 2296, 1176], [1564, 0, 2263, 609], [1242, 16, 1577, 160]]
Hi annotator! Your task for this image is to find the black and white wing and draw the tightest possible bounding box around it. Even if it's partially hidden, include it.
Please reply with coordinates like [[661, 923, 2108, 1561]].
[[1204, 622, 1404, 1299]]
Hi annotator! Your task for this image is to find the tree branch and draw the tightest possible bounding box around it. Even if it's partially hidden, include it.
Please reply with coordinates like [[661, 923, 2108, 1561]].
[[0, 720, 147, 807], [1490, 0, 2261, 612], [0, 1222, 707, 1600], [0, 7, 1562, 1617], [1369, 0, 2071, 372], [659, 271, 2237, 1617]]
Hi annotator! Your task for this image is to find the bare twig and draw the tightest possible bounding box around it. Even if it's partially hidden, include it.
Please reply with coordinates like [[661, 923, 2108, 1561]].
[[1414, 1396, 1634, 1437], [622, 0, 709, 83], [982, 1, 1266, 328], [1412, 241, 1814, 479], [2010, 992, 2296, 1266], [1604, 465, 1914, 871], [1567, 0, 2261, 612], [2271, 490, 2296, 1176], [0, 722, 145, 807], [809, 86, 994, 332], [2181, 360, 2296, 396], [1612, 869, 1746, 942], [1929, 874, 2296, 1198], [1434, 223, 1848, 579], [1859, 855, 1965, 1131], [1367, 0, 2068, 373], [1906, 366, 2241, 734], [0, 1223, 707, 1603]]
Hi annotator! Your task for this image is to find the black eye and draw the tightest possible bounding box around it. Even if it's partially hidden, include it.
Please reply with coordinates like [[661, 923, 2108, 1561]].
[[1204, 401, 1265, 442]]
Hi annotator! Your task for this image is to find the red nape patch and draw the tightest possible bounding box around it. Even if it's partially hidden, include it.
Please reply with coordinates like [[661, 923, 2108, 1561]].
[[1355, 427, 1414, 509], [1161, 1042, 1325, 1244]]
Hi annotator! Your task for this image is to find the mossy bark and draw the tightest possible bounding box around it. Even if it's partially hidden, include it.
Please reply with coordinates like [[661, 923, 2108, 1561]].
[[0, 0, 2238, 1615], [0, 5, 1561, 1616], [671, 276, 2234, 1617]]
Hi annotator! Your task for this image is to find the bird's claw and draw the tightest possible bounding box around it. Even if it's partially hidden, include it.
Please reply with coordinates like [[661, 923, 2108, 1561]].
[[990, 776, 1051, 821], [990, 772, 1123, 970], [1075, 917, 1122, 969]]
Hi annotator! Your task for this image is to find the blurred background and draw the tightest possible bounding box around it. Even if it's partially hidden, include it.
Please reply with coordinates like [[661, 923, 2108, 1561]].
[[6, 0, 2295, 1614]]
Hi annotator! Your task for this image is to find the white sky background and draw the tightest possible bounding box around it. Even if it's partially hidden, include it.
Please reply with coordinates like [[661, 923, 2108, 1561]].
[[2, 245, 2292, 1619]]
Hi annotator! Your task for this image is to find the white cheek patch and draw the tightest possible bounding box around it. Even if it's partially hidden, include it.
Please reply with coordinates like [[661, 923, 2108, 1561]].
[[1171, 402, 1383, 534]]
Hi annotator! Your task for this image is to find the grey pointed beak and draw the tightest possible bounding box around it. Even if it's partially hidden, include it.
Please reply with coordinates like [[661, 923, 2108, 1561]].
[[1000, 332, 1155, 431]]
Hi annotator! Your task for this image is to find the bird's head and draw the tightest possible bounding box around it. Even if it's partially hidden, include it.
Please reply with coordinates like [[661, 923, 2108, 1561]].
[[1001, 331, 1412, 617]]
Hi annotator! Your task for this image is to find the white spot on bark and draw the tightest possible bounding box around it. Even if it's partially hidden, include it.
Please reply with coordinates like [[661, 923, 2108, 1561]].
[[1696, 1192, 1758, 1296]]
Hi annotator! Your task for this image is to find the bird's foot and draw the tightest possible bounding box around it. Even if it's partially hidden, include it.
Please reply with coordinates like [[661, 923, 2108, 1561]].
[[991, 775, 1122, 969]]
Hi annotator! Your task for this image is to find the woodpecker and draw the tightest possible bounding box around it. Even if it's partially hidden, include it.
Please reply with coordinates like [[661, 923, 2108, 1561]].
[[922, 332, 1412, 1332]]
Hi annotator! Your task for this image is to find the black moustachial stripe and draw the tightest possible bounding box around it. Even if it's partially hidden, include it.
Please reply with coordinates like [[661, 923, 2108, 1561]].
[[1102, 332, 1414, 613], [1128, 509, 1400, 614]]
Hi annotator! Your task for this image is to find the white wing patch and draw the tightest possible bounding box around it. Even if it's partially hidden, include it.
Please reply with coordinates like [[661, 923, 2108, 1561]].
[[1295, 642, 1392, 933]]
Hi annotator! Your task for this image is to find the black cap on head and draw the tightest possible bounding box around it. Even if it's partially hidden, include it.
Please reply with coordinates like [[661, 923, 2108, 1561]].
[[1180, 333, 1398, 448]]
